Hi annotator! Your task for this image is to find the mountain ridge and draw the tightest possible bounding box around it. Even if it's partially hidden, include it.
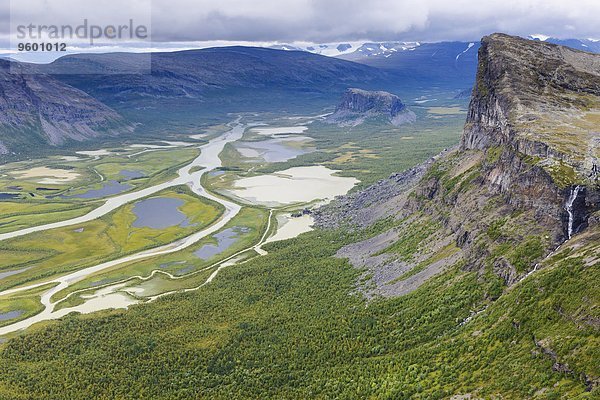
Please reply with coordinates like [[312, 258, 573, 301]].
[[310, 35, 599, 394], [43, 46, 390, 102], [0, 59, 133, 158]]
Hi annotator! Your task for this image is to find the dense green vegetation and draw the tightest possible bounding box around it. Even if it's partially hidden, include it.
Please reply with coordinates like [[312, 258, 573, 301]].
[[0, 201, 94, 234], [0, 225, 596, 399], [49, 207, 269, 305]]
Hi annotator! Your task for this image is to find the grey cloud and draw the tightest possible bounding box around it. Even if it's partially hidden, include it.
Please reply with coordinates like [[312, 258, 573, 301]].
[[3, 0, 600, 45], [147, 0, 600, 42]]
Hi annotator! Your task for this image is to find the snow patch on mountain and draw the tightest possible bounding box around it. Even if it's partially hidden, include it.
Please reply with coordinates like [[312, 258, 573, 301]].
[[269, 41, 421, 58], [354, 42, 420, 57], [456, 42, 475, 61], [529, 34, 550, 41], [270, 42, 364, 56]]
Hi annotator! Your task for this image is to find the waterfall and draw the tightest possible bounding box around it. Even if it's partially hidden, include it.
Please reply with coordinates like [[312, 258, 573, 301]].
[[565, 185, 583, 239]]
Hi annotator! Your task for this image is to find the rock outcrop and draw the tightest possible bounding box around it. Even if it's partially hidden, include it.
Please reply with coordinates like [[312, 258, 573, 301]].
[[325, 88, 416, 127]]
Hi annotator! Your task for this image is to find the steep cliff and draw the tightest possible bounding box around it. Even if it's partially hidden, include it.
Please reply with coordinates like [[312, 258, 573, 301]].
[[463, 34, 600, 185], [0, 60, 133, 157], [317, 34, 600, 290], [325, 88, 416, 126], [462, 33, 600, 243]]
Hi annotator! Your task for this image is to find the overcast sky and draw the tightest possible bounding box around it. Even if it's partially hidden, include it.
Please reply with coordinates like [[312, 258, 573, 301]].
[[147, 0, 600, 42], [1, 0, 599, 58]]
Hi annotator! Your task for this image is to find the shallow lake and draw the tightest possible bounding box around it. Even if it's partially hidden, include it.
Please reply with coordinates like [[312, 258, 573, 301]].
[[235, 138, 314, 163], [249, 126, 308, 136], [0, 310, 23, 321], [71, 180, 132, 199], [10, 166, 79, 184], [175, 266, 195, 275], [89, 278, 115, 287], [227, 166, 358, 206], [194, 227, 250, 260], [159, 261, 187, 269], [0, 267, 30, 281], [132, 197, 194, 229], [266, 214, 314, 244], [76, 149, 112, 157]]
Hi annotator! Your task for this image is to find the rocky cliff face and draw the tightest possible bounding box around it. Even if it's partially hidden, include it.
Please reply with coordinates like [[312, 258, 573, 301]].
[[326, 88, 416, 127], [0, 60, 133, 157], [463, 34, 600, 183], [463, 33, 600, 240], [316, 34, 600, 291]]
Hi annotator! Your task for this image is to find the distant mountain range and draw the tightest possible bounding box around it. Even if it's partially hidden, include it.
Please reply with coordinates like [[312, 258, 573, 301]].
[[340, 41, 480, 89], [271, 37, 600, 59], [532, 36, 600, 53], [42, 47, 388, 104], [270, 37, 600, 90]]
